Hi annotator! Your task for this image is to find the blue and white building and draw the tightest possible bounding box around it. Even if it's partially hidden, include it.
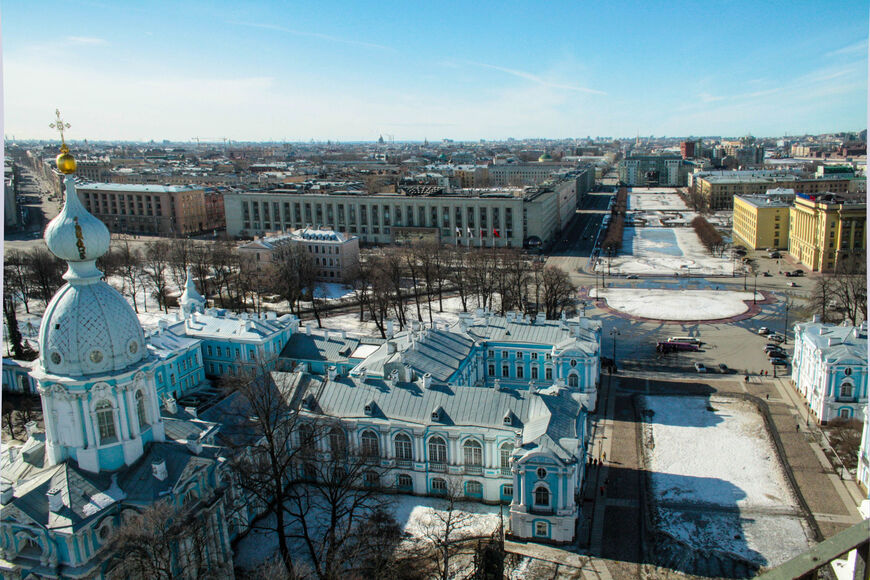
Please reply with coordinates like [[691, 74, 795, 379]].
[[858, 406, 870, 498], [792, 318, 868, 423], [280, 309, 601, 542], [1, 359, 37, 395], [0, 152, 234, 578]]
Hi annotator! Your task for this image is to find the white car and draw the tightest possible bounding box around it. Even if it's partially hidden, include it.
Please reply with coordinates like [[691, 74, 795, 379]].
[[757, 327, 770, 335], [694, 362, 707, 373]]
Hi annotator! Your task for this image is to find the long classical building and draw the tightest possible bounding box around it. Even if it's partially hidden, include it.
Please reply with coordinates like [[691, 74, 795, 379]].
[[692, 170, 856, 210], [76, 183, 223, 236], [278, 309, 602, 543], [731, 189, 795, 250], [224, 169, 593, 248], [788, 193, 866, 272], [791, 319, 867, 423]]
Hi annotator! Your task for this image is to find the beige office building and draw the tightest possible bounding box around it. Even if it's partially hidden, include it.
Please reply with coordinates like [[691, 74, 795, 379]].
[[788, 194, 866, 272]]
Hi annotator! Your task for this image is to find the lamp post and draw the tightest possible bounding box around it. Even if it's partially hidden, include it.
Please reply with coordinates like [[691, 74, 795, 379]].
[[609, 328, 620, 371], [753, 272, 758, 304], [784, 294, 791, 345]]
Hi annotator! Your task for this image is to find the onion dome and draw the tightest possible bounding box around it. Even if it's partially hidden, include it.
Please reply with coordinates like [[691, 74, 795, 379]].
[[38, 145, 146, 377], [539, 151, 554, 162]]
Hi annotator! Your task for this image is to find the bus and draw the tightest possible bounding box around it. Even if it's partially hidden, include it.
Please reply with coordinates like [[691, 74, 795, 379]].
[[657, 341, 699, 353], [668, 336, 701, 345]]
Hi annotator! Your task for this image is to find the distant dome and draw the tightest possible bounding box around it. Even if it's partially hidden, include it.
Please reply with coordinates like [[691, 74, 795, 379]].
[[539, 152, 554, 162], [39, 282, 146, 376]]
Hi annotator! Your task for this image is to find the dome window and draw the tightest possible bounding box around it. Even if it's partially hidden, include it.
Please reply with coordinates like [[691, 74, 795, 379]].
[[90, 350, 103, 364], [50, 351, 62, 365], [536, 467, 547, 479], [128, 340, 139, 355]]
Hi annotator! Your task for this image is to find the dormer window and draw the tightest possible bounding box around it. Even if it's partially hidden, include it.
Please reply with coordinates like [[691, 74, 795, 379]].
[[431, 406, 444, 422], [364, 402, 375, 416], [503, 413, 512, 425]]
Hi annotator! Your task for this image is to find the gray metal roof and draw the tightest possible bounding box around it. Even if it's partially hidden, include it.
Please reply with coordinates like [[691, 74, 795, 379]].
[[280, 331, 361, 364]]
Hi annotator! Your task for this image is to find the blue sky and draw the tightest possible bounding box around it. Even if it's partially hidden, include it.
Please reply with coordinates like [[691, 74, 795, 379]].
[[3, 0, 868, 141]]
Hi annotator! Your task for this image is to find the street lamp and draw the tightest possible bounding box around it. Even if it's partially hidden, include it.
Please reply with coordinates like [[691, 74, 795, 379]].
[[753, 272, 758, 305], [609, 328, 620, 371], [783, 295, 791, 345]]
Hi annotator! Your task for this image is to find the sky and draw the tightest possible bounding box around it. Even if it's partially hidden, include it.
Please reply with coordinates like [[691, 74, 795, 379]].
[[3, 0, 868, 142]]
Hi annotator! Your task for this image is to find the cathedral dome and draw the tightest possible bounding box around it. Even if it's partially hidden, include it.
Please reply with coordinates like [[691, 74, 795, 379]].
[[38, 276, 146, 377]]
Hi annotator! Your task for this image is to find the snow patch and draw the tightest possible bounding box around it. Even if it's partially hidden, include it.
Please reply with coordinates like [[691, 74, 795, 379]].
[[590, 288, 758, 321]]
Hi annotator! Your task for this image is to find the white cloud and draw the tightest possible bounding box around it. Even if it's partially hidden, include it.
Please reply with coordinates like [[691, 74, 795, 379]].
[[230, 21, 393, 51], [464, 60, 606, 95], [825, 39, 868, 57]]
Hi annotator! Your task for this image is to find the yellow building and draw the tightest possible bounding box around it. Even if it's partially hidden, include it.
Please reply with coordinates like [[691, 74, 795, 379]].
[[732, 192, 792, 250], [788, 194, 866, 272]]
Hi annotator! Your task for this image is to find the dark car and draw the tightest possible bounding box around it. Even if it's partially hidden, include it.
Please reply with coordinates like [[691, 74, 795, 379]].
[[771, 359, 789, 367], [718, 363, 729, 374], [792, 270, 804, 277]]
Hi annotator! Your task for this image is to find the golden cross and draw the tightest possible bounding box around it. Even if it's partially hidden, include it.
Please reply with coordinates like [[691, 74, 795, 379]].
[[49, 109, 71, 144]]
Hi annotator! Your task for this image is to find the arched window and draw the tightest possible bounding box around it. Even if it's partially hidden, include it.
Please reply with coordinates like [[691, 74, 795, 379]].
[[568, 373, 579, 388], [394, 433, 413, 461], [534, 486, 550, 506], [329, 427, 345, 453], [463, 440, 482, 467], [96, 400, 116, 442], [500, 443, 514, 473], [466, 481, 483, 496], [361, 430, 379, 458], [397, 474, 413, 489], [364, 470, 379, 487], [431, 478, 447, 494], [428, 436, 447, 464], [135, 391, 148, 428], [841, 382, 854, 399]]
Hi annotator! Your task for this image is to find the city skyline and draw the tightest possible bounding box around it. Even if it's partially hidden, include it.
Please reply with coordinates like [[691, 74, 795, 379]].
[[3, 1, 868, 141]]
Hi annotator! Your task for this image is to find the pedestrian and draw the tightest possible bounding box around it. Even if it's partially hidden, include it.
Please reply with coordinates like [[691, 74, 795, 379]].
[[602, 451, 606, 462], [599, 485, 605, 496], [765, 394, 769, 400], [795, 424, 800, 432]]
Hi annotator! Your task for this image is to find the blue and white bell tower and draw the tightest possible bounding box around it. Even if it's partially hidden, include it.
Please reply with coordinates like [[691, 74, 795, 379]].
[[31, 116, 164, 473]]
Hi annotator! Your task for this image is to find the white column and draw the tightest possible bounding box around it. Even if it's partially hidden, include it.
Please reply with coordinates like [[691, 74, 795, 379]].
[[518, 468, 526, 507], [42, 393, 57, 445], [81, 398, 96, 448], [126, 389, 140, 437], [70, 395, 84, 447], [115, 390, 130, 441]]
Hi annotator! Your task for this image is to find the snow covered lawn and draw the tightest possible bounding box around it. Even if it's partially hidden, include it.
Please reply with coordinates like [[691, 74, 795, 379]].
[[627, 191, 688, 211], [642, 395, 812, 568], [589, 288, 759, 321], [321, 296, 470, 336], [234, 493, 502, 571], [596, 227, 733, 276]]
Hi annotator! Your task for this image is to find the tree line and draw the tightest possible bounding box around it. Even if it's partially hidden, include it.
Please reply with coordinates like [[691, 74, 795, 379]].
[[691, 216, 726, 256], [601, 187, 627, 254]]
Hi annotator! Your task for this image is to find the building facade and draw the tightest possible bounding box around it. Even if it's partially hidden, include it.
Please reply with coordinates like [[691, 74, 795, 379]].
[[791, 320, 868, 423], [618, 155, 684, 187], [694, 171, 855, 210], [731, 190, 794, 250], [238, 228, 361, 281], [788, 194, 866, 272], [278, 310, 602, 543], [0, 163, 234, 578], [859, 406, 870, 496], [77, 183, 214, 236]]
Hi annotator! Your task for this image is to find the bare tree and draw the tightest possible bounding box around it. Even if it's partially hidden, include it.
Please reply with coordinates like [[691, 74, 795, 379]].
[[115, 240, 145, 313], [270, 243, 315, 316], [221, 369, 306, 576], [26, 247, 64, 306], [447, 246, 471, 313], [209, 241, 236, 309], [168, 237, 194, 291], [808, 273, 837, 323], [4, 249, 32, 313], [830, 255, 867, 325], [284, 421, 394, 580], [109, 501, 225, 579], [416, 477, 484, 580], [540, 266, 576, 320], [142, 241, 171, 313]]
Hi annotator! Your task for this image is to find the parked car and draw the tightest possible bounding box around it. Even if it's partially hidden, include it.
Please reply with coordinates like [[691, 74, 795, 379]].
[[757, 327, 770, 335], [626, 274, 638, 279], [792, 270, 804, 277], [718, 363, 729, 374], [764, 344, 785, 353], [788, 281, 798, 287], [784, 271, 792, 277], [769, 334, 786, 344], [769, 252, 781, 259], [762, 271, 771, 277], [771, 360, 789, 367], [694, 362, 707, 373]]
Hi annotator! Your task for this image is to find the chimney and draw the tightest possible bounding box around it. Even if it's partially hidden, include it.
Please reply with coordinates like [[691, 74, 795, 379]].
[[25, 422, 38, 439], [422, 373, 432, 389], [493, 378, 500, 390], [5, 446, 19, 464], [386, 341, 397, 354], [386, 320, 395, 339], [359, 368, 368, 382], [165, 397, 178, 414], [327, 366, 338, 381], [47, 487, 64, 513], [187, 436, 203, 456], [514, 431, 523, 449], [152, 458, 168, 481], [305, 325, 312, 335], [389, 369, 399, 387], [0, 481, 14, 505]]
